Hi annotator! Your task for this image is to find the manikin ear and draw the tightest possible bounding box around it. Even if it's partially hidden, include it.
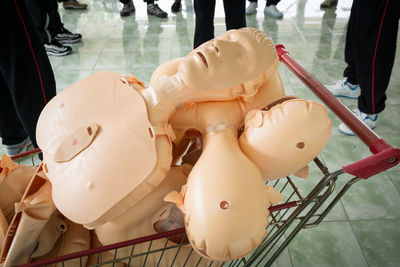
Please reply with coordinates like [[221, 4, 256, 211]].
[[244, 110, 264, 129], [293, 165, 309, 179]]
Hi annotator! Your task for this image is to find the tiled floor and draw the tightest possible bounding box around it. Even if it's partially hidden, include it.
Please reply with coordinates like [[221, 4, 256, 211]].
[[2, 0, 400, 266]]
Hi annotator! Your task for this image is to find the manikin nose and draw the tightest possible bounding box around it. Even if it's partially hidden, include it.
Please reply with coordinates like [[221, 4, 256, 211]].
[[211, 40, 220, 53]]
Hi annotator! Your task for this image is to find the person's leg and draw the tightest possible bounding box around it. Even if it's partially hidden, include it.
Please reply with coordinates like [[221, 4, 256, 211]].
[[223, 0, 246, 31], [326, 0, 360, 99], [355, 0, 399, 114], [0, 0, 56, 148], [334, 0, 399, 135], [24, 0, 52, 44], [52, 0, 64, 33], [0, 75, 27, 146], [51, 0, 83, 45], [26, 0, 72, 56], [342, 0, 358, 85], [193, 0, 215, 48]]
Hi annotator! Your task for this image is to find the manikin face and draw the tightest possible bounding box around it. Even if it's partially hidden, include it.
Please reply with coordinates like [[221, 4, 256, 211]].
[[178, 28, 276, 90]]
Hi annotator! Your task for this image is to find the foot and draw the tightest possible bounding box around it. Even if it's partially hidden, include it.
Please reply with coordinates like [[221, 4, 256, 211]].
[[55, 26, 82, 44], [120, 1, 135, 17], [44, 40, 72, 56], [338, 109, 378, 136], [264, 4, 283, 18], [63, 0, 87, 10], [320, 0, 338, 9], [171, 1, 182, 13], [4, 138, 32, 157], [246, 2, 257, 15], [326, 79, 360, 99], [147, 3, 168, 18]]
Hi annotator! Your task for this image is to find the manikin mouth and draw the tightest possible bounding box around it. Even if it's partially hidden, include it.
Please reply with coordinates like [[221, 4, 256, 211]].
[[197, 51, 208, 68]]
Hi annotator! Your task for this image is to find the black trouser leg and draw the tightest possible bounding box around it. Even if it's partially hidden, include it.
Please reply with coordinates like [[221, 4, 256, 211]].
[[25, 0, 60, 44], [0, 75, 27, 146], [358, 0, 399, 114], [53, 0, 64, 32], [193, 0, 215, 48], [345, 0, 399, 114], [266, 0, 280, 6], [343, 2, 358, 85], [223, 0, 246, 31], [0, 0, 56, 147]]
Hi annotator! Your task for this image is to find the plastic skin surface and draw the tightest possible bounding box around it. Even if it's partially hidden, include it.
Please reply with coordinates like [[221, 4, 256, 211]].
[[32, 218, 91, 267], [30, 211, 67, 259], [239, 99, 332, 181], [0, 155, 36, 223], [32, 27, 333, 263], [145, 29, 286, 260], [164, 98, 331, 260], [147, 28, 280, 107], [153, 30, 331, 260], [35, 28, 282, 230], [178, 28, 277, 91], [174, 128, 270, 260], [94, 165, 208, 266], [36, 71, 173, 229], [0, 164, 56, 266]]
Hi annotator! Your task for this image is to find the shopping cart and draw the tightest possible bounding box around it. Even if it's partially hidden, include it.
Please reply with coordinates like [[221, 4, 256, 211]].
[[6, 45, 399, 267]]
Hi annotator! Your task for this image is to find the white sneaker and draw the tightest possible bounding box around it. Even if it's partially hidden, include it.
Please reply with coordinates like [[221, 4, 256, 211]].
[[264, 5, 283, 18], [4, 138, 32, 157], [246, 2, 257, 15], [338, 109, 378, 136], [326, 79, 360, 99]]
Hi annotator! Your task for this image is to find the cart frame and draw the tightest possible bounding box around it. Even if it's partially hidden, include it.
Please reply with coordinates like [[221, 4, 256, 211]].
[[7, 45, 398, 267]]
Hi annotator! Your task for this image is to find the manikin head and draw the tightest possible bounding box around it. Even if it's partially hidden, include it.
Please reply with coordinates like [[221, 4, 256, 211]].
[[178, 28, 277, 91]]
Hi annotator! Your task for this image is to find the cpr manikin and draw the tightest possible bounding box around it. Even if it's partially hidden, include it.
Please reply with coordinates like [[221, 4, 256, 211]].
[[155, 33, 331, 259], [35, 28, 279, 229], [34, 28, 332, 263]]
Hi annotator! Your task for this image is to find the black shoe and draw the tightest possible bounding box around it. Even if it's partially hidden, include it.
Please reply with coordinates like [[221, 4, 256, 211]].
[[55, 26, 82, 44], [320, 0, 338, 8], [63, 0, 87, 10], [120, 1, 135, 17], [171, 1, 181, 13], [44, 40, 72, 56], [147, 3, 168, 18]]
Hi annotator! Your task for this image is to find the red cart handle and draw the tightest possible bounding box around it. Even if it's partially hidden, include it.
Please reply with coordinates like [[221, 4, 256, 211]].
[[276, 44, 399, 179]]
